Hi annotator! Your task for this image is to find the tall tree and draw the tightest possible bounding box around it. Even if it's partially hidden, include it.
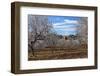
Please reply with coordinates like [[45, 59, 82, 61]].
[[77, 17, 88, 44], [28, 15, 52, 56]]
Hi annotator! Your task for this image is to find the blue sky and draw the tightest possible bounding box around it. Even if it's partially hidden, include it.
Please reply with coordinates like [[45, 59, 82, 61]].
[[48, 16, 81, 36]]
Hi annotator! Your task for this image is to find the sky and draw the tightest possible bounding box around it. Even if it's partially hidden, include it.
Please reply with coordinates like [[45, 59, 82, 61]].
[[48, 16, 81, 36]]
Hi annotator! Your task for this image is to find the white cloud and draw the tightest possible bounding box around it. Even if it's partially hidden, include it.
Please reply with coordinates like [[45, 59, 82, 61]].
[[53, 22, 65, 26], [64, 19, 78, 24], [55, 27, 77, 31], [53, 19, 78, 26], [53, 25, 68, 29], [53, 25, 77, 30], [63, 27, 77, 30]]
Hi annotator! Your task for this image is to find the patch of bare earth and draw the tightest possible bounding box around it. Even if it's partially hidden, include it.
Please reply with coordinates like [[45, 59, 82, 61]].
[[28, 46, 88, 60]]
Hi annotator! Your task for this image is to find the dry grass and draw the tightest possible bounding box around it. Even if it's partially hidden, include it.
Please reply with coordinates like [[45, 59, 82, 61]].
[[28, 45, 88, 60]]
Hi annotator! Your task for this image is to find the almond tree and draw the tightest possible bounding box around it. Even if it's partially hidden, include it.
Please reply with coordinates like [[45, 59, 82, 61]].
[[28, 15, 52, 56], [77, 17, 88, 45]]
